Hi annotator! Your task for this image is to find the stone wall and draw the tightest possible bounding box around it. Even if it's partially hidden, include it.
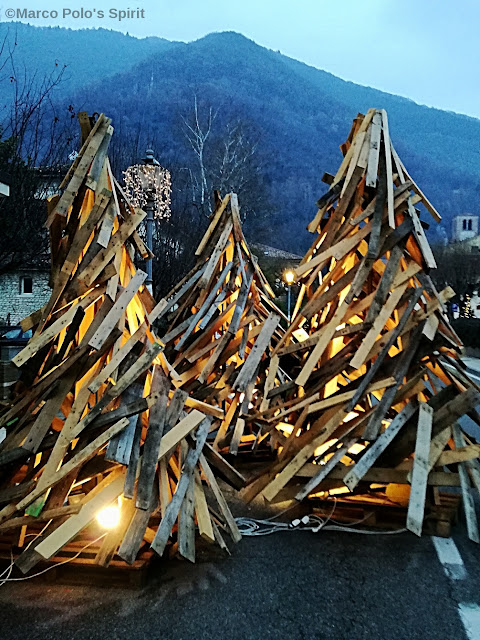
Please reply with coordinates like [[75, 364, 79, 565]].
[[0, 269, 51, 325]]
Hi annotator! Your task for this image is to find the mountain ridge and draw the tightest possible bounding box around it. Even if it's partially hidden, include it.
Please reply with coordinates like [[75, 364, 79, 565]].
[[1, 23, 479, 251]]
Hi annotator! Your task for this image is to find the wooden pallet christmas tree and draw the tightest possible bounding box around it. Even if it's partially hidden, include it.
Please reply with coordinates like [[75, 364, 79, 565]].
[[244, 109, 480, 541], [153, 191, 288, 456], [0, 113, 241, 575]]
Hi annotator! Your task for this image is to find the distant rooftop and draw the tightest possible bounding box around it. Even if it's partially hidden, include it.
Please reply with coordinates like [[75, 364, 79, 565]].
[[251, 243, 302, 260]]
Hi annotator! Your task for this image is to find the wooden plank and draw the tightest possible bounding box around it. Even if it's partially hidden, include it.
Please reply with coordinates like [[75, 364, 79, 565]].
[[136, 371, 169, 510], [124, 412, 143, 499], [194, 469, 215, 543], [233, 313, 280, 392], [350, 282, 408, 370], [297, 464, 460, 487], [158, 410, 206, 459], [366, 111, 382, 187], [148, 266, 205, 324], [199, 453, 242, 542], [260, 355, 279, 412], [407, 404, 434, 536], [88, 322, 147, 393], [116, 502, 151, 565], [308, 378, 396, 415], [347, 289, 424, 412], [32, 471, 126, 563], [296, 438, 356, 501], [178, 472, 196, 563], [198, 220, 234, 289], [203, 442, 246, 490], [344, 403, 417, 490], [15, 418, 129, 513], [89, 270, 147, 350], [195, 193, 231, 256], [295, 221, 372, 279], [260, 406, 348, 502], [78, 208, 146, 287], [45, 118, 110, 227], [105, 383, 145, 465], [381, 110, 395, 228], [175, 260, 233, 351], [13, 297, 91, 368], [22, 366, 77, 453], [452, 423, 480, 543], [407, 197, 437, 269], [230, 418, 245, 455], [97, 200, 116, 248], [151, 417, 211, 557], [363, 322, 425, 440], [437, 445, 480, 466]]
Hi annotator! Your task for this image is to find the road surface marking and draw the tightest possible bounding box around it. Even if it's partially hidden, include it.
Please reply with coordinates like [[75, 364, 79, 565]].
[[458, 604, 480, 640], [432, 536, 467, 580]]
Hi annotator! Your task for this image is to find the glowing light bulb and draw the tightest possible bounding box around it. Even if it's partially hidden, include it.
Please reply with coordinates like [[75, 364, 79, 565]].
[[284, 270, 295, 285], [96, 503, 121, 529]]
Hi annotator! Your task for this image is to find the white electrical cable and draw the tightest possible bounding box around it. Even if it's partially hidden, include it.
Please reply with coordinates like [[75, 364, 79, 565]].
[[236, 516, 407, 537], [235, 500, 407, 538], [0, 533, 106, 586]]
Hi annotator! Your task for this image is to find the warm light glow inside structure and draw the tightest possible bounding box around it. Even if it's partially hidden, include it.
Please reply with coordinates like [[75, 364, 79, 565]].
[[97, 503, 121, 529]]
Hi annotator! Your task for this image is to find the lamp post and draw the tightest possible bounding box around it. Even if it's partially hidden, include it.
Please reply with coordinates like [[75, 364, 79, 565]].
[[124, 151, 172, 295], [140, 150, 160, 294], [284, 269, 295, 321]]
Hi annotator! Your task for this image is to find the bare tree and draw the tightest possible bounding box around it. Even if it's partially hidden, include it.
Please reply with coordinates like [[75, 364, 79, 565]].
[[0, 27, 75, 275], [180, 96, 271, 235], [181, 95, 216, 217]]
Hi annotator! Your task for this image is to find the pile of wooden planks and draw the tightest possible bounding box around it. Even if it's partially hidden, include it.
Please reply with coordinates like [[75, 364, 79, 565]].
[[243, 109, 480, 541], [0, 113, 241, 576], [154, 191, 288, 456]]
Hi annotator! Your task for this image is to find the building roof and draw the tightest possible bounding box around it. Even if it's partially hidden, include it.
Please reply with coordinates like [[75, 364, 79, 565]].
[[251, 243, 302, 260]]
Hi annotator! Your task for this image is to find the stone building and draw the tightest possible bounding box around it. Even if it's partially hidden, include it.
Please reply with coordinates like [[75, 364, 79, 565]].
[[452, 214, 479, 242], [0, 266, 51, 326], [0, 176, 9, 197]]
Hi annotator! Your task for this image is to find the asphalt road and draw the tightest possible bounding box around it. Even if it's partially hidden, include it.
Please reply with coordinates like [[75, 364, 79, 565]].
[[1, 358, 479, 640], [0, 519, 478, 640]]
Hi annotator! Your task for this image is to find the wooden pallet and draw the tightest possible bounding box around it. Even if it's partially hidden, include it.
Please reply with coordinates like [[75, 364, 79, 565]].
[[0, 534, 155, 587], [310, 492, 460, 538]]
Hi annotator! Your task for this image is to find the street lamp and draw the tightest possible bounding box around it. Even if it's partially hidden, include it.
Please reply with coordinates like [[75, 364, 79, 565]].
[[284, 269, 295, 321], [124, 150, 172, 294]]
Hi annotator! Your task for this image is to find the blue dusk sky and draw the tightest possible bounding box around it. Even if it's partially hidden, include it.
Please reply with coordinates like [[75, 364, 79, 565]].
[[2, 0, 479, 118]]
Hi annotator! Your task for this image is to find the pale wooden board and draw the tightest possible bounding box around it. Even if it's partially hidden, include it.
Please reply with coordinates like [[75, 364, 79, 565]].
[[151, 418, 211, 557], [89, 270, 147, 350], [407, 404, 434, 536], [453, 423, 480, 543], [344, 403, 417, 490]]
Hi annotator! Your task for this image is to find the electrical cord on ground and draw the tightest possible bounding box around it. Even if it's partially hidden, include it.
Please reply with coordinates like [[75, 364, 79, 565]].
[[0, 533, 106, 587], [235, 501, 407, 537], [235, 515, 407, 536]]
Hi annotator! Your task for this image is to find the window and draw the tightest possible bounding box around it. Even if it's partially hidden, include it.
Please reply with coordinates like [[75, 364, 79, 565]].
[[468, 219, 473, 231], [20, 276, 33, 295], [463, 219, 468, 230]]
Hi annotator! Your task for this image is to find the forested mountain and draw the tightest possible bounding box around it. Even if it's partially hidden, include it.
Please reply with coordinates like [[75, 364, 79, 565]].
[[0, 23, 177, 92], [1, 23, 479, 252]]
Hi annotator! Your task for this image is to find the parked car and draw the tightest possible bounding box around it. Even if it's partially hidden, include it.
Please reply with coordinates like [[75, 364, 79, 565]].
[[0, 326, 32, 401]]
